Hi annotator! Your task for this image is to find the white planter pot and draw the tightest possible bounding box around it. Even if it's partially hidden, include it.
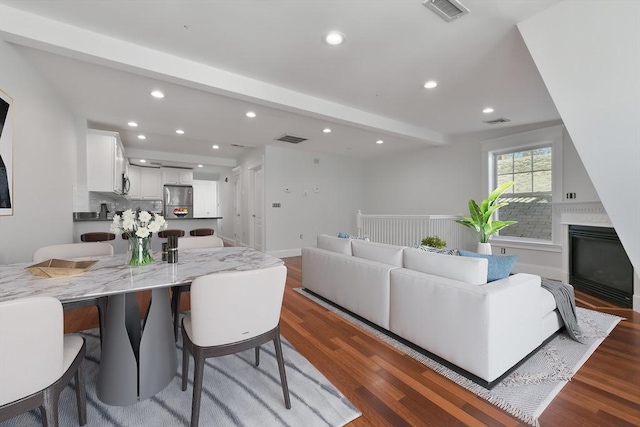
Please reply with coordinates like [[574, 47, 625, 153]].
[[477, 242, 492, 255]]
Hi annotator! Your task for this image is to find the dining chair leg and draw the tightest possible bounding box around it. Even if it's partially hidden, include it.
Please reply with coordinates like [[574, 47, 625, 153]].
[[171, 289, 181, 341], [96, 297, 107, 347], [42, 388, 59, 427], [181, 328, 190, 392], [191, 352, 205, 427], [75, 356, 87, 426], [255, 346, 260, 367], [273, 333, 291, 409]]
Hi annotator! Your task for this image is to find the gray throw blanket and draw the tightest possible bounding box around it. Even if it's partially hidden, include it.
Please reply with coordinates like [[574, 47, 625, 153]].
[[541, 278, 584, 343]]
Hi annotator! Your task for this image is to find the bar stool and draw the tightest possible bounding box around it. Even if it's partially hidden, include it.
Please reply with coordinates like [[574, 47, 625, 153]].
[[81, 232, 116, 242], [189, 228, 214, 236], [158, 229, 185, 238]]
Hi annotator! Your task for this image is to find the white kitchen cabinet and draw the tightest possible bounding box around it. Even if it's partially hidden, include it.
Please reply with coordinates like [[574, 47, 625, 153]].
[[127, 164, 141, 199], [128, 165, 162, 200], [139, 167, 162, 199], [161, 167, 193, 185], [87, 130, 126, 195], [193, 180, 218, 218]]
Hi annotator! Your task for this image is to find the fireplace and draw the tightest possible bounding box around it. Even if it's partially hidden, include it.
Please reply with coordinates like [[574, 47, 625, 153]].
[[569, 225, 633, 307]]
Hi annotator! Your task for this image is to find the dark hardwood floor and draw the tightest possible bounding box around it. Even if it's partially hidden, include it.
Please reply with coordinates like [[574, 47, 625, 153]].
[[64, 256, 640, 426]]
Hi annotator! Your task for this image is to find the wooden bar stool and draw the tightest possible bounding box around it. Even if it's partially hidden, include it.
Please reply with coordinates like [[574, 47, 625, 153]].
[[81, 232, 116, 242], [189, 228, 214, 236], [158, 229, 186, 238]]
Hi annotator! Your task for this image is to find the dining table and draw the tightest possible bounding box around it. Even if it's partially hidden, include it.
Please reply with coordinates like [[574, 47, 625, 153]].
[[0, 246, 284, 406]]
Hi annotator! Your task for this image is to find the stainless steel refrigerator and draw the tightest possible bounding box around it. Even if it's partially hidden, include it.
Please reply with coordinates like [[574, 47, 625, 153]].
[[163, 185, 194, 219]]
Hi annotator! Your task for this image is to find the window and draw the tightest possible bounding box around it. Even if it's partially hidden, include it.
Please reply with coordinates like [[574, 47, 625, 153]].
[[494, 146, 553, 241]]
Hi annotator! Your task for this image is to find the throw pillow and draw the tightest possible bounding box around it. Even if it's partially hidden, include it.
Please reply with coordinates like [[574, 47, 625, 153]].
[[337, 232, 370, 241], [457, 249, 518, 282], [413, 244, 459, 256]]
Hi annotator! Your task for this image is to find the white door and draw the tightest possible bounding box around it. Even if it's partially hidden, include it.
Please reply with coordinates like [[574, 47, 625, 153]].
[[249, 165, 264, 251], [233, 172, 242, 246]]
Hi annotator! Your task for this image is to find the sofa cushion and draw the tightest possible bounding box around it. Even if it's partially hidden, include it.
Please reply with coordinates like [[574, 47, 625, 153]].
[[458, 250, 518, 282], [317, 234, 352, 255], [403, 248, 488, 285], [351, 240, 405, 267]]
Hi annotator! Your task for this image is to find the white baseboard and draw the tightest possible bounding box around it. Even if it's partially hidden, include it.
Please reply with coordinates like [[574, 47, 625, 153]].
[[218, 235, 236, 246], [512, 262, 564, 281], [267, 248, 302, 258], [634, 295, 640, 313]]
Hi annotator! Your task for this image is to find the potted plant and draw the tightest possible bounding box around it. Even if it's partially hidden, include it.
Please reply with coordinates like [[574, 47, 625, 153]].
[[455, 181, 517, 254], [421, 236, 447, 249]]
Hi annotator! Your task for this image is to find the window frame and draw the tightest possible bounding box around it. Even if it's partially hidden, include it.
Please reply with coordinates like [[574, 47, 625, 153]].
[[481, 125, 564, 246]]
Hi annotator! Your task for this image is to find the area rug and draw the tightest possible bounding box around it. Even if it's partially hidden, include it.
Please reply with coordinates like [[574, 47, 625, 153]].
[[295, 287, 623, 427], [0, 328, 361, 427]]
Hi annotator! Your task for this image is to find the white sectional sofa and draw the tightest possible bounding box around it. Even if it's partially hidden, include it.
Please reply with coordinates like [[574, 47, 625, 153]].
[[302, 234, 564, 387]]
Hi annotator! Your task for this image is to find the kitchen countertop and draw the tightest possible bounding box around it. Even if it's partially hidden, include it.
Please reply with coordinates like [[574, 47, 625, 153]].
[[73, 216, 222, 222]]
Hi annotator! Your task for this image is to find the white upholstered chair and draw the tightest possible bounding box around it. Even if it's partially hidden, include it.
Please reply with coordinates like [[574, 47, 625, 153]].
[[0, 297, 87, 427], [32, 242, 114, 346], [32, 242, 114, 262], [181, 265, 290, 427], [171, 236, 224, 340]]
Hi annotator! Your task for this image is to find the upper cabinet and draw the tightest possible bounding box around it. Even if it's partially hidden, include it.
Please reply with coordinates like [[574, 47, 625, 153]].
[[128, 165, 162, 200], [161, 167, 193, 185], [87, 130, 126, 195]]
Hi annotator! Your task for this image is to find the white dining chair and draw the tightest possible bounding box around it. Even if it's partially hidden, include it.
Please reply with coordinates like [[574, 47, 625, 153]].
[[32, 242, 114, 262], [170, 235, 224, 340], [32, 242, 114, 346], [0, 296, 87, 427], [181, 265, 290, 427]]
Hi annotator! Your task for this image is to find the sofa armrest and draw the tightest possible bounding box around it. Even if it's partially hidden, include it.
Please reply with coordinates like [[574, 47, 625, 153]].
[[389, 270, 544, 382]]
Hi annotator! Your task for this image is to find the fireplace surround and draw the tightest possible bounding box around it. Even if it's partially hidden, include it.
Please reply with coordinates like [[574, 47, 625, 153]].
[[569, 225, 633, 307], [558, 201, 637, 309]]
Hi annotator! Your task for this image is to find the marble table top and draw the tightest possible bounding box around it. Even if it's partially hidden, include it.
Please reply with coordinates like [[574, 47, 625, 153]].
[[0, 247, 283, 303]]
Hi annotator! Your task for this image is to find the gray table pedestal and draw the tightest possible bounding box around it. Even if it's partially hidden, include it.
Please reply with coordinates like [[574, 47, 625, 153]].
[[96, 288, 178, 406]]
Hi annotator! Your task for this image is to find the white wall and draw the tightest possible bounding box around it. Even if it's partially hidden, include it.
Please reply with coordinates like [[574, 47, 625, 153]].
[[364, 124, 600, 281], [518, 1, 640, 282], [0, 38, 78, 263], [264, 145, 366, 256]]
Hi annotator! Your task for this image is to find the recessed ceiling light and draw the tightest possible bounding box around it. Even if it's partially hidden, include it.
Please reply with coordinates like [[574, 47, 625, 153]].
[[212, 145, 219, 149], [140, 159, 146, 163], [245, 111, 256, 118], [175, 129, 184, 134], [376, 140, 384, 145], [323, 128, 332, 133], [151, 90, 164, 98], [197, 164, 203, 168], [138, 135, 146, 140], [325, 31, 345, 45], [423, 80, 438, 89], [483, 107, 495, 114], [127, 121, 138, 127]]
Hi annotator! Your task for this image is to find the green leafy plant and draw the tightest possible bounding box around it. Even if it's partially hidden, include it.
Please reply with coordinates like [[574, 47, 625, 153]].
[[421, 236, 447, 249], [456, 181, 517, 243]]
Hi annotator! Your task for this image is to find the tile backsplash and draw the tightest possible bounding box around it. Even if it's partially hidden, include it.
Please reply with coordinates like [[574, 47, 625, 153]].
[[89, 193, 163, 215]]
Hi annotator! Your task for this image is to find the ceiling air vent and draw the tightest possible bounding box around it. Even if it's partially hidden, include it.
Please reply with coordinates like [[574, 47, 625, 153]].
[[423, 0, 469, 22], [230, 143, 245, 148], [276, 134, 308, 144], [483, 118, 511, 125], [150, 161, 163, 166]]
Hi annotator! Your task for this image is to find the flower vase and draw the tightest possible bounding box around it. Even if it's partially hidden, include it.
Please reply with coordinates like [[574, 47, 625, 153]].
[[129, 236, 153, 266], [477, 242, 492, 255]]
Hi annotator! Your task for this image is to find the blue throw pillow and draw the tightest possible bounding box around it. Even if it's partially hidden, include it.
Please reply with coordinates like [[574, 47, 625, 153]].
[[458, 250, 518, 282], [337, 232, 370, 241]]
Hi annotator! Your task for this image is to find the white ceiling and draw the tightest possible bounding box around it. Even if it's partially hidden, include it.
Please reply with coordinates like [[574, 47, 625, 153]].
[[0, 0, 562, 170]]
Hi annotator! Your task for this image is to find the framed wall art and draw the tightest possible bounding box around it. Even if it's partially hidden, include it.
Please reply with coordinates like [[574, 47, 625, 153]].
[[0, 89, 13, 216]]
